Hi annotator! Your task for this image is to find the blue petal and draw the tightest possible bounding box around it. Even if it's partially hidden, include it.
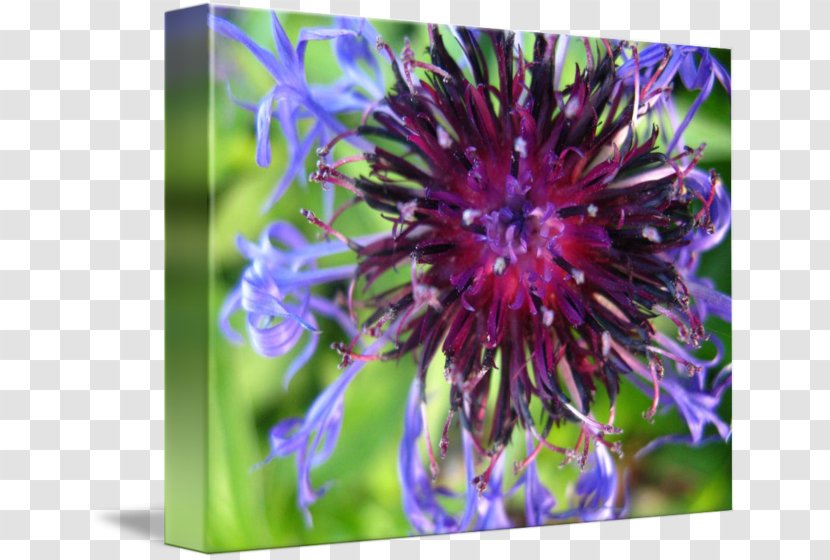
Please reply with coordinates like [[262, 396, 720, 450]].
[[296, 27, 357, 68], [683, 169, 732, 253], [688, 281, 732, 322], [219, 286, 244, 344], [258, 332, 397, 525], [260, 358, 364, 525], [332, 18, 384, 99], [549, 445, 621, 522], [246, 311, 308, 357], [522, 434, 557, 526], [309, 295, 359, 339], [283, 329, 320, 389], [209, 14, 284, 80], [398, 380, 459, 534], [473, 455, 512, 531], [223, 222, 356, 366], [573, 445, 619, 522], [634, 433, 722, 460], [711, 56, 731, 93], [262, 122, 324, 211], [667, 70, 715, 154], [629, 362, 731, 444], [256, 88, 279, 167], [215, 12, 384, 209], [457, 430, 478, 531], [270, 11, 297, 69]]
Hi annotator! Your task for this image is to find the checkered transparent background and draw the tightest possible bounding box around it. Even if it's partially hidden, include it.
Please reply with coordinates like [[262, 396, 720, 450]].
[[0, 0, 826, 558]]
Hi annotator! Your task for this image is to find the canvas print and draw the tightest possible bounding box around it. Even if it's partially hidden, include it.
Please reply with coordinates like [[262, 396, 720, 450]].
[[165, 4, 731, 552]]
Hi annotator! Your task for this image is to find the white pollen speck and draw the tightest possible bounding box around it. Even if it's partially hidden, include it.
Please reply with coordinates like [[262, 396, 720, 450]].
[[587, 204, 598, 217], [437, 126, 452, 148], [642, 226, 662, 243], [572, 269, 585, 285], [493, 257, 508, 276], [601, 331, 612, 357], [397, 199, 418, 221], [462, 209, 480, 226], [542, 307, 554, 327], [514, 137, 527, 158]]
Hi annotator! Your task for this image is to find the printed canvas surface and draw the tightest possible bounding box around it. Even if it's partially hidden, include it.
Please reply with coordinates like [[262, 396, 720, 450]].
[[164, 4, 732, 552]]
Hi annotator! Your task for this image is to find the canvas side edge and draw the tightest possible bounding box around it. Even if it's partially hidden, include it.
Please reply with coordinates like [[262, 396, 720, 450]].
[[164, 4, 211, 552]]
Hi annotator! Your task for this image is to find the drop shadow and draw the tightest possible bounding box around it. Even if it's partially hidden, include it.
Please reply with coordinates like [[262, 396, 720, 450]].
[[99, 509, 164, 541]]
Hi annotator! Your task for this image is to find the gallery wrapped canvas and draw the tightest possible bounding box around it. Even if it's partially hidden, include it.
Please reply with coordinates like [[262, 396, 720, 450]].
[[165, 4, 732, 553]]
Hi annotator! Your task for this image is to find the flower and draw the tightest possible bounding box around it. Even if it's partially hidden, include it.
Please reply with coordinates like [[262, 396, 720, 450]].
[[215, 13, 732, 534], [318, 26, 727, 481], [220, 221, 359, 386], [254, 333, 394, 524], [569, 445, 621, 522], [210, 11, 383, 210], [617, 43, 731, 156]]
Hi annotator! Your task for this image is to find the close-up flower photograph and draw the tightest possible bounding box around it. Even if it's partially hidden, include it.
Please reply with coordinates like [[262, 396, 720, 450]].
[[177, 6, 733, 551], [19, 1, 830, 559]]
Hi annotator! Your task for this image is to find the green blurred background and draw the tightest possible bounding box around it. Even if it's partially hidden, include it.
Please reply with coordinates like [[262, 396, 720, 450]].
[[205, 10, 732, 550]]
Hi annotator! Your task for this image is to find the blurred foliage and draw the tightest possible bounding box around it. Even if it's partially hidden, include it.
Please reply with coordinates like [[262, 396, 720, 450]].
[[203, 10, 732, 550]]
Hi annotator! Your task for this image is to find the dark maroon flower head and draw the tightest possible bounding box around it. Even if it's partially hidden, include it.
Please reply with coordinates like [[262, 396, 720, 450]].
[[311, 26, 713, 485]]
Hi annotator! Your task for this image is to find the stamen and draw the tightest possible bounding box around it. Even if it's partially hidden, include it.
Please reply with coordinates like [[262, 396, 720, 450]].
[[601, 331, 612, 357], [541, 306, 555, 327], [316, 129, 361, 157], [300, 209, 362, 251], [640, 45, 672, 99], [411, 59, 453, 83], [641, 360, 661, 423], [517, 427, 578, 472], [397, 199, 418, 222], [493, 257, 508, 276], [328, 197, 361, 228], [693, 170, 719, 228], [646, 344, 700, 376], [440, 408, 454, 459], [436, 126, 452, 148], [578, 430, 591, 470], [462, 209, 481, 226], [310, 164, 363, 197], [642, 226, 662, 243], [514, 137, 528, 158], [375, 35, 397, 63], [536, 437, 576, 463], [472, 446, 504, 494], [568, 429, 593, 471], [329, 154, 367, 170], [360, 99, 382, 126], [681, 143, 707, 175], [595, 435, 623, 458], [563, 402, 623, 435], [513, 441, 544, 475], [330, 341, 385, 367], [420, 401, 440, 480]]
